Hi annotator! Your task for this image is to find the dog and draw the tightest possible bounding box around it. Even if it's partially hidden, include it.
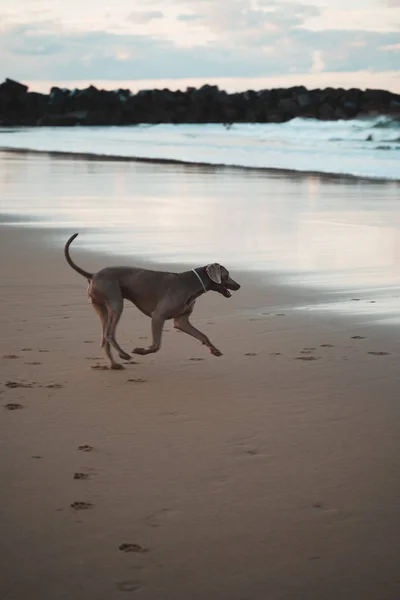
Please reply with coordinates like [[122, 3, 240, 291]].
[[64, 233, 241, 369]]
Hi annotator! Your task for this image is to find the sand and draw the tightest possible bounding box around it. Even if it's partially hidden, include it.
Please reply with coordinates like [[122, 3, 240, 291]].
[[1, 220, 400, 600]]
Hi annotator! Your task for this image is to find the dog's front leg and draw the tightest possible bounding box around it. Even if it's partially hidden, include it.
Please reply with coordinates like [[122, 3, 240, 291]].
[[133, 313, 165, 355], [173, 315, 223, 357]]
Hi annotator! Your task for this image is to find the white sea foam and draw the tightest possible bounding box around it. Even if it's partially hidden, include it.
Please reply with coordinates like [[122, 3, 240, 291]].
[[0, 116, 399, 180]]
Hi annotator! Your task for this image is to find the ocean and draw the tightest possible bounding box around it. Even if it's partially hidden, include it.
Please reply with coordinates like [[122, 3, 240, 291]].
[[0, 116, 399, 180]]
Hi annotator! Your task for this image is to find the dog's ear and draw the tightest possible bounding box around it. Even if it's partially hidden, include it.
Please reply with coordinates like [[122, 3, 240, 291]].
[[206, 263, 222, 284]]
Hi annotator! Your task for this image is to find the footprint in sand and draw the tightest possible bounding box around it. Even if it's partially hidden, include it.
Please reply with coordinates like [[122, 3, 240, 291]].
[[73, 472, 90, 480], [158, 410, 179, 417], [78, 444, 94, 452], [25, 361, 42, 366], [118, 543, 148, 554], [83, 340, 93, 344], [320, 344, 334, 348], [70, 501, 93, 510], [124, 360, 139, 365], [270, 352, 282, 356], [351, 298, 361, 301], [245, 448, 260, 456], [245, 352, 257, 356], [368, 351, 390, 356], [21, 348, 33, 351], [139, 336, 147, 340], [300, 349, 314, 354], [351, 336, 366, 340], [116, 581, 142, 593], [276, 313, 286, 317], [296, 356, 318, 361], [127, 378, 146, 383], [5, 381, 34, 388], [189, 357, 204, 361], [145, 508, 176, 528], [90, 364, 109, 370], [3, 354, 19, 359], [38, 350, 49, 353], [311, 501, 339, 515], [41, 383, 64, 389], [4, 403, 24, 410]]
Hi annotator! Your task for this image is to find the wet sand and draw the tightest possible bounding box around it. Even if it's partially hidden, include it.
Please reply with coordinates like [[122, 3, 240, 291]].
[[1, 218, 400, 600], [1, 150, 400, 285]]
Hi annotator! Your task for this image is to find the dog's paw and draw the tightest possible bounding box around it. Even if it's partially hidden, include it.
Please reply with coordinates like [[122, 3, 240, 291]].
[[132, 347, 147, 355], [110, 363, 125, 370], [210, 347, 223, 357]]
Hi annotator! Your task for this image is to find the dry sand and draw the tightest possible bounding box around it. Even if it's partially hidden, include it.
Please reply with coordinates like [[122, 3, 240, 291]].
[[1, 223, 400, 600]]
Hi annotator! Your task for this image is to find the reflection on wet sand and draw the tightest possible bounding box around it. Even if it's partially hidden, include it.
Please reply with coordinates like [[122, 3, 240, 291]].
[[1, 150, 399, 295]]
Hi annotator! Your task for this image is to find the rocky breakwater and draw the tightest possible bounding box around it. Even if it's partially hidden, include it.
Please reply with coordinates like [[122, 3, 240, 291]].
[[1, 78, 400, 127]]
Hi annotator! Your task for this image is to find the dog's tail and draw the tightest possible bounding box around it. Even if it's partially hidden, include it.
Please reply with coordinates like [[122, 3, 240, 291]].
[[64, 233, 93, 280]]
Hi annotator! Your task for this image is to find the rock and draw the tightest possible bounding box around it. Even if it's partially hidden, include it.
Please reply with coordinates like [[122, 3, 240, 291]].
[[267, 111, 291, 123], [389, 99, 400, 113], [297, 92, 311, 108], [0, 78, 28, 96], [342, 101, 359, 118], [1, 78, 399, 126], [334, 106, 349, 120], [318, 102, 335, 120], [278, 97, 298, 115], [24, 92, 49, 124], [0, 78, 30, 124], [37, 112, 86, 126]]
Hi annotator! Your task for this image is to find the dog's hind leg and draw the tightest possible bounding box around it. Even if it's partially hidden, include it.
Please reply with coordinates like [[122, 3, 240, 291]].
[[90, 278, 130, 367], [103, 289, 131, 362], [91, 300, 123, 369]]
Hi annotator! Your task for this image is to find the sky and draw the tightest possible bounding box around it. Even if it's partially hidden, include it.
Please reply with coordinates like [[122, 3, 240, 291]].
[[0, 0, 399, 92]]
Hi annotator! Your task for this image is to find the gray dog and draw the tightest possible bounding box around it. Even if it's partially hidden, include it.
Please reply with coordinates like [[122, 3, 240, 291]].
[[65, 233, 241, 369]]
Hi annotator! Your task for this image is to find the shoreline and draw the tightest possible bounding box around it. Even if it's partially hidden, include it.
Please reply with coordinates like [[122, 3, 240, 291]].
[[2, 217, 400, 331], [1, 146, 399, 183], [0, 218, 334, 308]]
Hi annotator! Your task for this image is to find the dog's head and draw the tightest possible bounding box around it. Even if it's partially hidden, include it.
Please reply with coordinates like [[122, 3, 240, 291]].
[[205, 263, 240, 298]]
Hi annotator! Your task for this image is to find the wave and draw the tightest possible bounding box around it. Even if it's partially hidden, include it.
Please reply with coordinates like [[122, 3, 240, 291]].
[[370, 115, 400, 130], [0, 117, 399, 181]]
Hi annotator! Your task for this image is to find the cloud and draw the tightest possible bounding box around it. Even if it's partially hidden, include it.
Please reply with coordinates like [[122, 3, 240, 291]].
[[311, 50, 325, 73], [0, 1, 399, 84], [126, 10, 164, 24], [1, 21, 64, 56], [173, 1, 320, 44], [380, 43, 400, 50], [177, 13, 203, 22]]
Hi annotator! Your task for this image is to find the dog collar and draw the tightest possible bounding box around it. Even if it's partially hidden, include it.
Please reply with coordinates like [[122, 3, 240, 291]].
[[191, 269, 207, 293]]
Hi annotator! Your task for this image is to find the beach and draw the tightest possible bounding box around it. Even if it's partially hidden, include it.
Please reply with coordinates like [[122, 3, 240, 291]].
[[1, 149, 400, 600]]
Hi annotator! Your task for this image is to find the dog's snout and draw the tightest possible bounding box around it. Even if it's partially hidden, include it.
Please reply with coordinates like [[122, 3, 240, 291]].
[[228, 278, 240, 291]]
